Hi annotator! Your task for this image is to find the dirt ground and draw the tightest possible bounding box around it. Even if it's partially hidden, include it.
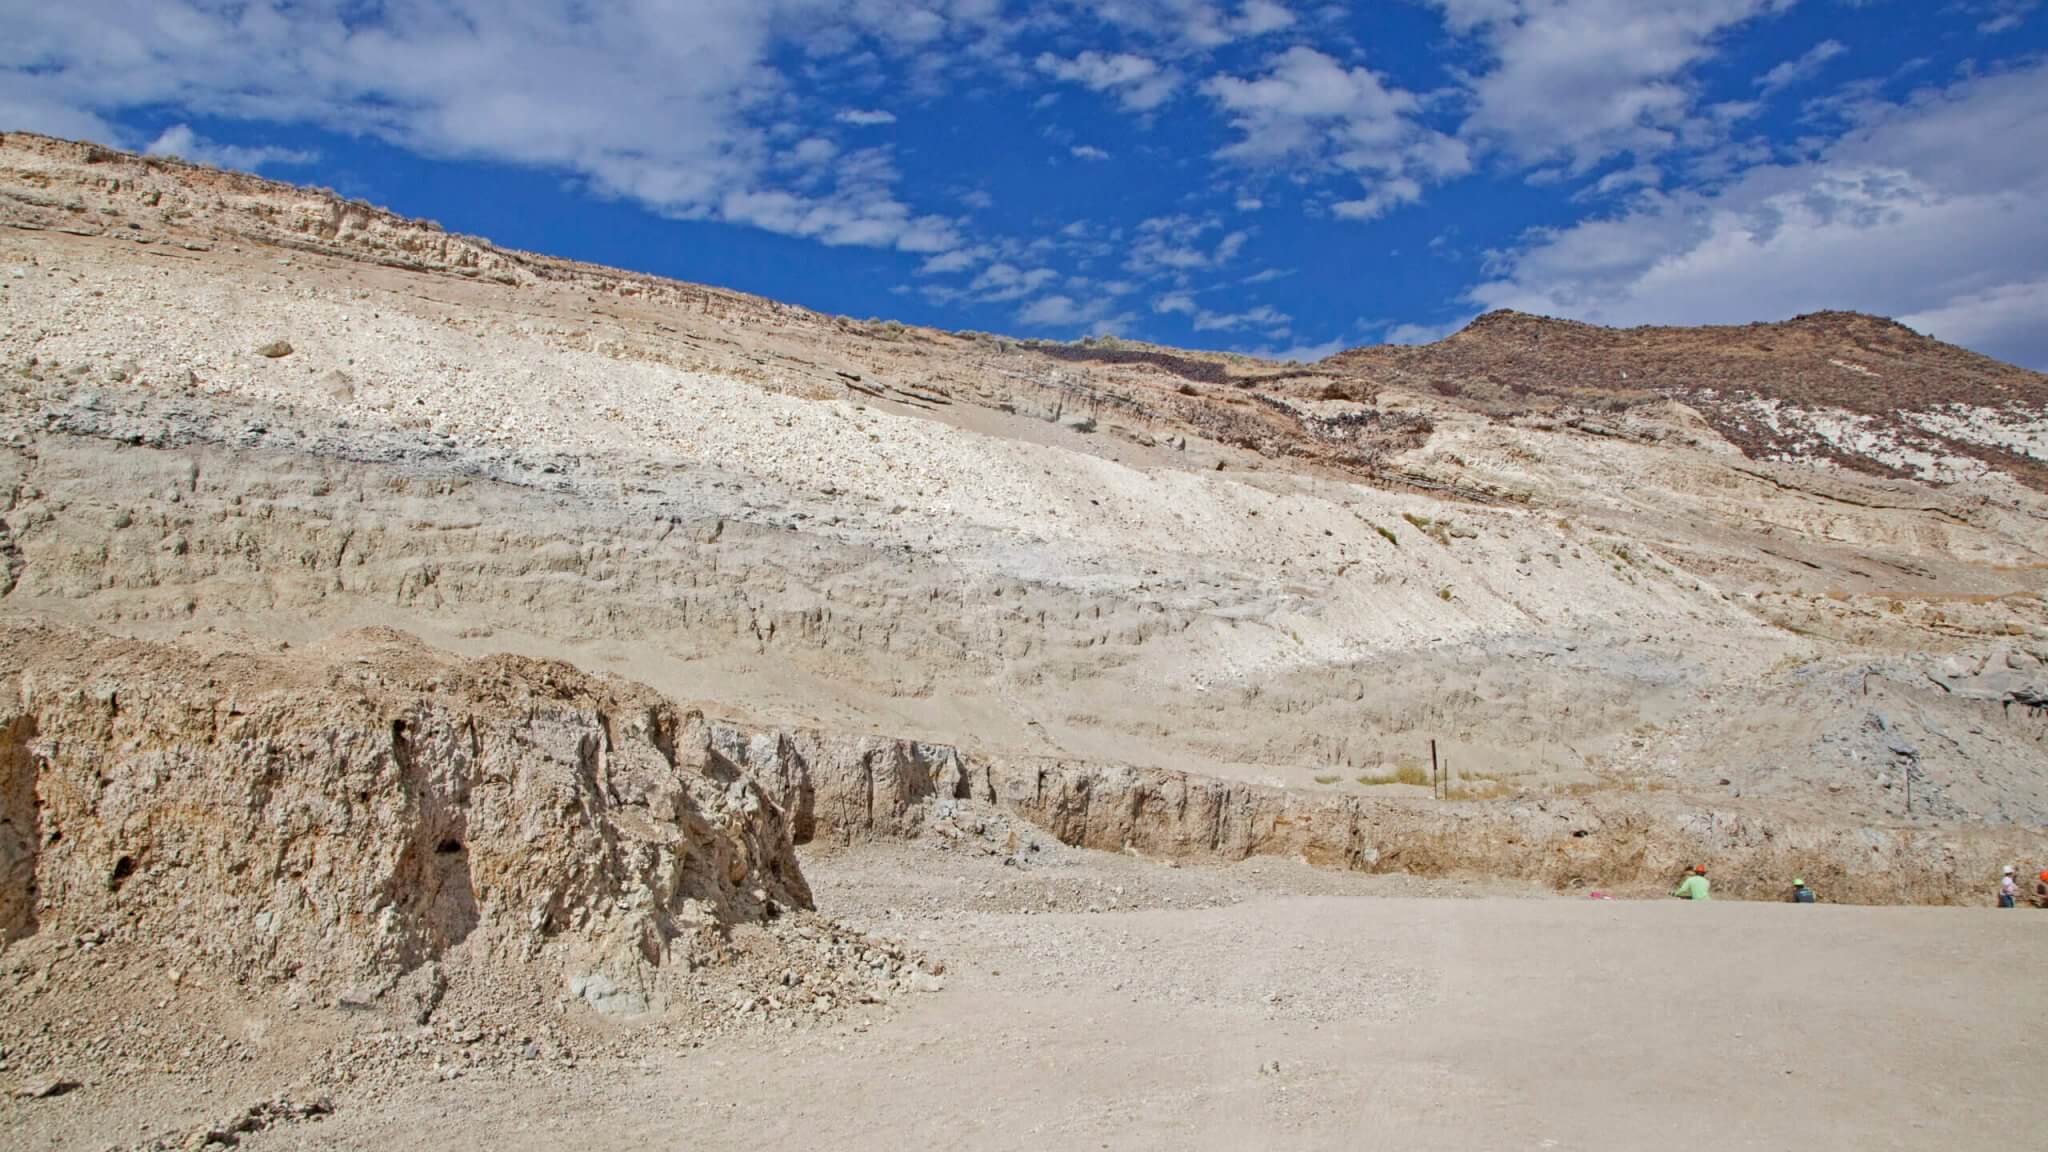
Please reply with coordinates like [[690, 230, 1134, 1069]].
[[7, 839, 2040, 1152]]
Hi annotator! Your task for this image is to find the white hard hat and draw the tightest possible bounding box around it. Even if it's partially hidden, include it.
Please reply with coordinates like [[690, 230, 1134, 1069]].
[[2005, 866, 2016, 874]]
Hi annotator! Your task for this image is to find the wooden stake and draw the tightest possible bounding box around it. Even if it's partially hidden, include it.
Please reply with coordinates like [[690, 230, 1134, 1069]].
[[1430, 739, 1440, 800]]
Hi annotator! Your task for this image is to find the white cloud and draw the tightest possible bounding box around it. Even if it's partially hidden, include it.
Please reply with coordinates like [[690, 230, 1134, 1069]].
[[1154, 292, 1199, 314], [1016, 293, 1136, 332], [1332, 177, 1423, 220], [1204, 47, 1467, 217], [1233, 1, 1299, 36], [1463, 62, 2048, 368], [1756, 39, 1846, 97], [1125, 213, 1251, 274], [1035, 50, 1182, 112], [1899, 280, 2048, 355], [0, 1, 969, 256], [1235, 196, 1264, 211], [969, 262, 1060, 302], [143, 123, 315, 171], [1382, 319, 1468, 344], [918, 245, 994, 275], [1436, 0, 1793, 170], [1072, 0, 1299, 48], [1577, 162, 1662, 199], [836, 108, 898, 126], [1975, 0, 2039, 33], [788, 136, 839, 166], [1070, 144, 1111, 160], [1192, 303, 1290, 333]]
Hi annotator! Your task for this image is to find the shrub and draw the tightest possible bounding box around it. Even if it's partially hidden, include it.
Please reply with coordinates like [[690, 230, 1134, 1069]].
[[1358, 761, 1430, 787]]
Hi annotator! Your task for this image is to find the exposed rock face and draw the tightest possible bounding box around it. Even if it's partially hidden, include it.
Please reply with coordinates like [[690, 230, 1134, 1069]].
[[0, 624, 809, 1015], [0, 714, 36, 942], [1931, 647, 2048, 708], [710, 723, 969, 843], [724, 711, 2047, 906], [985, 760, 2045, 906]]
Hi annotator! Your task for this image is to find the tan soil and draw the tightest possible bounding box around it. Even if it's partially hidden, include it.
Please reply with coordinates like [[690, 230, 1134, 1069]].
[[6, 838, 2041, 1151]]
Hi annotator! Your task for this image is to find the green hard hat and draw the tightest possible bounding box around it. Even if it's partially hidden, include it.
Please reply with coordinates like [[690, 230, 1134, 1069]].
[[1792, 878, 1805, 886]]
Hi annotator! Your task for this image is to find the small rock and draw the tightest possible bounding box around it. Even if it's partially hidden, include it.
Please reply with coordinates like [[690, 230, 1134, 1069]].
[[14, 1075, 81, 1099], [256, 340, 294, 359]]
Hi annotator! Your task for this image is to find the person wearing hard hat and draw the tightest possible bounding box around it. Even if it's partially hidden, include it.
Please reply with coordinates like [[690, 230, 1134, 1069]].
[[1672, 865, 1711, 901], [1789, 878, 1816, 903], [2034, 870, 2048, 909], [2000, 866, 2018, 908]]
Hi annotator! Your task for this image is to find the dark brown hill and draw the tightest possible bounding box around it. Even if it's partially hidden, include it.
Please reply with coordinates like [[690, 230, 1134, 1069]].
[[1320, 310, 2048, 485]]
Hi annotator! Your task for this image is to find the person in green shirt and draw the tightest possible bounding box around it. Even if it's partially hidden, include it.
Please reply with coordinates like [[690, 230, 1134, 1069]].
[[1672, 865, 1711, 901]]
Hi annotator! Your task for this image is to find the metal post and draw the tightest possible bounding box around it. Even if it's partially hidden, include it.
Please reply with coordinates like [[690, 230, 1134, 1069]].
[[1430, 739, 1440, 800]]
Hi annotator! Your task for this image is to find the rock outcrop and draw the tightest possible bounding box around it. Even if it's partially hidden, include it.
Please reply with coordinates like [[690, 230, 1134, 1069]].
[[0, 623, 811, 1018], [728, 713, 2048, 906]]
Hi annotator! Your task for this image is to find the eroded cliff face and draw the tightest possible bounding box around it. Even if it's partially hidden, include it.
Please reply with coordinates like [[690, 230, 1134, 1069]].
[[716, 666, 2048, 906], [0, 623, 816, 1018]]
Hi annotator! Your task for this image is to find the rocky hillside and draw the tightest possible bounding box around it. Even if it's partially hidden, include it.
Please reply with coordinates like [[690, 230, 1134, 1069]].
[[1323, 309, 2048, 487], [0, 129, 2044, 913]]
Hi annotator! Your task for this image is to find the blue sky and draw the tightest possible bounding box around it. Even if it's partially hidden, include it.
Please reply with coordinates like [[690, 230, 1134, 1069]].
[[5, 1, 2047, 367]]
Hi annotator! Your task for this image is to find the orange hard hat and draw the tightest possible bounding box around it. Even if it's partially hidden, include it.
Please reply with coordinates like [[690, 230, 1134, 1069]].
[[2039, 871, 2048, 883], [1694, 865, 1707, 875]]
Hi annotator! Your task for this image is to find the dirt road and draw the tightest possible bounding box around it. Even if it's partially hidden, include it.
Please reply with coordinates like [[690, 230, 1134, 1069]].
[[197, 850, 2039, 1152]]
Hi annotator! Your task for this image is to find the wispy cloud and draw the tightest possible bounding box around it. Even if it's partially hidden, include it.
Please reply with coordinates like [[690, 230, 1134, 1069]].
[[1124, 214, 1252, 275], [144, 124, 315, 171], [1756, 40, 1847, 97], [1036, 50, 1182, 112], [1192, 303, 1289, 333], [969, 262, 1060, 302], [1974, 0, 2039, 33], [1017, 293, 1137, 333], [1075, 0, 1302, 49], [1381, 318, 1467, 345]]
